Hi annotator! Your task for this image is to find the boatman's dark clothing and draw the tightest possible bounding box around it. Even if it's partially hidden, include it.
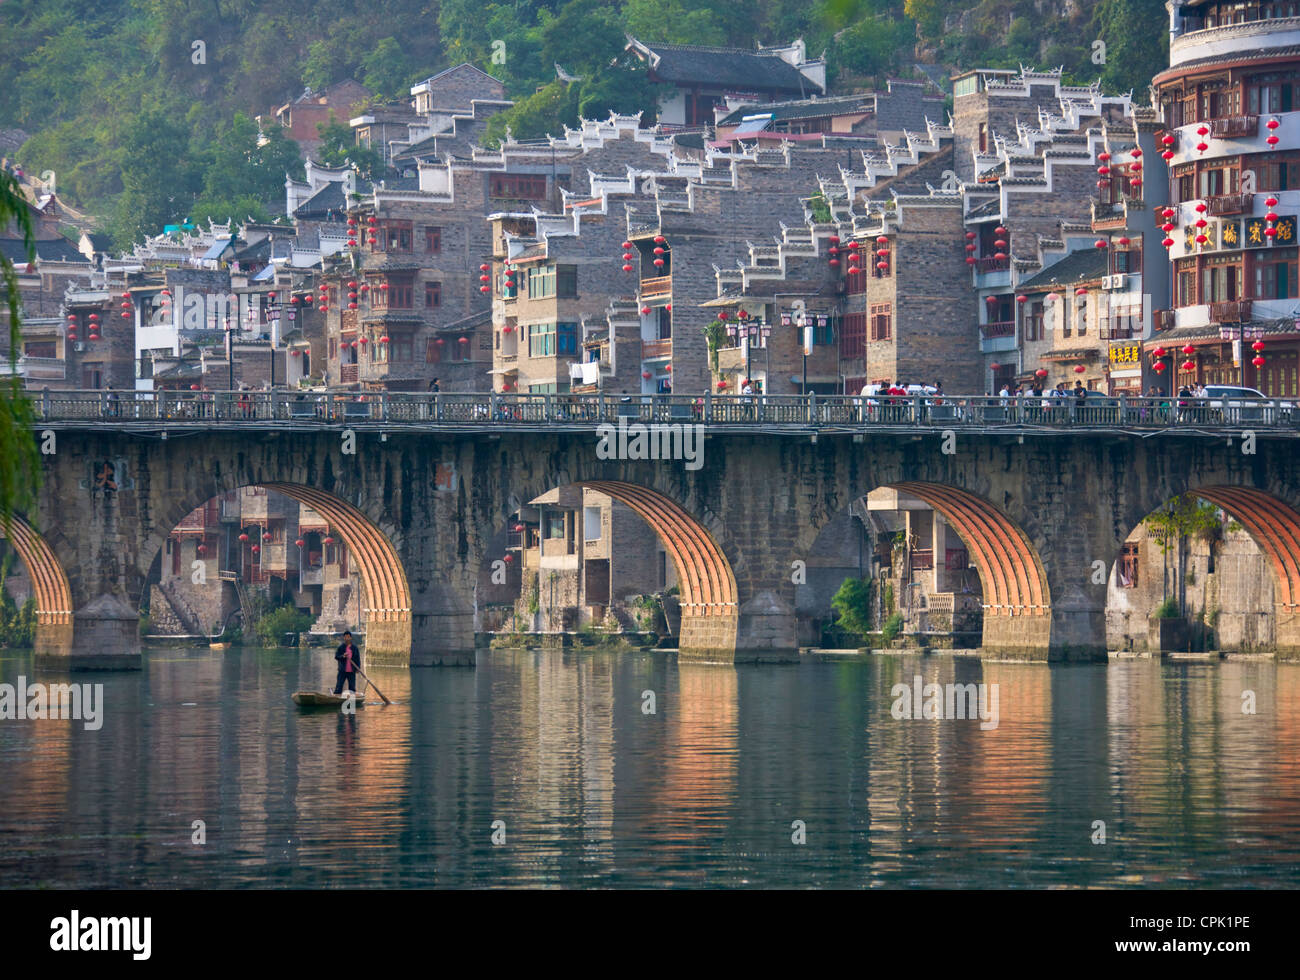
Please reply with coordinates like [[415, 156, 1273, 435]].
[[334, 641, 361, 694]]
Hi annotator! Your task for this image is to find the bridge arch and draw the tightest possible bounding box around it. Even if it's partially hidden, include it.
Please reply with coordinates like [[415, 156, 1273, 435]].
[[1109, 486, 1300, 654], [147, 483, 412, 661], [1, 515, 74, 656], [482, 478, 740, 658]]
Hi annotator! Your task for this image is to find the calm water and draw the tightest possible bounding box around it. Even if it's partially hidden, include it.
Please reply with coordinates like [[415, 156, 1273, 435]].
[[1, 645, 1299, 888]]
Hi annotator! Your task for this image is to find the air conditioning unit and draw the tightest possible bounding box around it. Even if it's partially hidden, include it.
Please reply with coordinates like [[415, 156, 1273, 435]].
[[1106, 273, 1128, 290], [1101, 275, 1114, 289], [73, 342, 84, 352]]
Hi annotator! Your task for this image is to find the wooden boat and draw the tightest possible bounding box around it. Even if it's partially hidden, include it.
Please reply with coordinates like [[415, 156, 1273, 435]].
[[292, 691, 367, 708], [209, 642, 232, 650]]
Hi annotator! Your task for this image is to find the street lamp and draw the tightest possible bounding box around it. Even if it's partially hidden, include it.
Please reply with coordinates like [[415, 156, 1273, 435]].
[[740, 315, 771, 388], [795, 308, 810, 394]]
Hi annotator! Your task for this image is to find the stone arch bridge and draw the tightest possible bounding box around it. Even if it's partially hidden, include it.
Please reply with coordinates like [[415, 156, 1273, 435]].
[[16, 411, 1300, 668]]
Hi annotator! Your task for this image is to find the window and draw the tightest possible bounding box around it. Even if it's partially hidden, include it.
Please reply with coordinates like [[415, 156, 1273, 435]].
[[24, 341, 56, 358], [841, 312, 866, 358], [845, 265, 867, 294], [814, 315, 834, 346], [1111, 305, 1142, 339], [1174, 168, 1195, 203], [873, 251, 892, 278], [528, 322, 555, 357], [1119, 543, 1139, 588], [1176, 259, 1197, 307], [82, 366, 101, 388], [1113, 246, 1142, 274], [490, 173, 547, 200], [425, 226, 441, 253], [978, 122, 988, 153], [329, 337, 337, 359], [425, 282, 441, 308], [391, 336, 413, 361], [1253, 248, 1298, 298], [1202, 259, 1241, 303], [527, 265, 556, 298], [1201, 166, 1237, 197], [1254, 158, 1293, 192], [375, 281, 413, 308], [1024, 301, 1044, 342], [557, 322, 578, 356], [557, 265, 578, 298], [378, 220, 412, 252], [869, 304, 892, 341], [545, 513, 565, 539]]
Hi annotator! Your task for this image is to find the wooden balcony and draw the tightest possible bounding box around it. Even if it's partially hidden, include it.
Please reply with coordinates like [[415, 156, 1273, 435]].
[[980, 320, 1015, 338], [1210, 114, 1259, 139], [1211, 299, 1252, 323], [976, 256, 1009, 273], [641, 338, 672, 360], [911, 549, 934, 571], [640, 275, 672, 297], [1207, 192, 1253, 216], [340, 364, 358, 383]]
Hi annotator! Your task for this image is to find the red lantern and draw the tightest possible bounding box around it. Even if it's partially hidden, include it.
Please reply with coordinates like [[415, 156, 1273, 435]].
[[1196, 234, 1209, 244], [623, 253, 634, 261], [1197, 126, 1209, 136], [290, 349, 301, 357], [88, 332, 100, 340], [88, 313, 99, 321], [1253, 340, 1266, 352], [513, 523, 525, 533], [665, 365, 672, 373], [641, 306, 651, 315], [1182, 344, 1196, 356], [121, 292, 130, 299], [1074, 365, 1086, 373], [876, 236, 889, 245], [622, 264, 633, 272], [1267, 212, 1280, 222], [1267, 118, 1281, 130], [1182, 360, 1196, 371], [965, 231, 976, 241], [380, 283, 389, 291], [1035, 369, 1048, 378], [848, 241, 860, 250], [481, 285, 491, 292], [985, 295, 998, 304], [1266, 196, 1280, 208], [238, 532, 250, 542], [501, 382, 512, 392], [665, 304, 672, 312], [347, 218, 357, 227], [1163, 238, 1175, 248], [1163, 207, 1176, 218], [1163, 150, 1174, 161], [1095, 239, 1107, 248], [263, 532, 272, 542], [359, 336, 369, 345], [989, 363, 1001, 371], [966, 257, 976, 265], [380, 336, 390, 344], [1267, 226, 1279, 237], [295, 539, 305, 548], [654, 235, 666, 244], [1130, 147, 1142, 158], [458, 336, 469, 344], [654, 258, 664, 267], [1153, 361, 1166, 373], [994, 239, 1007, 249], [1196, 142, 1209, 152], [190, 384, 201, 391], [367, 216, 377, 225], [995, 226, 1007, 236], [1162, 134, 1175, 146], [1016, 295, 1028, 304], [348, 302, 358, 310], [1253, 356, 1267, 368], [1117, 237, 1131, 246], [1267, 135, 1280, 146], [503, 554, 514, 563], [1098, 152, 1111, 162], [197, 544, 206, 555], [324, 536, 335, 546], [653, 247, 665, 255], [828, 235, 839, 244], [876, 261, 887, 270], [1097, 166, 1111, 176], [642, 371, 652, 379], [1075, 287, 1088, 296], [67, 314, 77, 322], [965, 243, 976, 252], [994, 252, 1007, 261], [622, 241, 632, 250], [502, 325, 513, 334]]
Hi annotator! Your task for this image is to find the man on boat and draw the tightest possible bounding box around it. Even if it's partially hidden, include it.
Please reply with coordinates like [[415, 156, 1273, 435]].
[[334, 631, 361, 695]]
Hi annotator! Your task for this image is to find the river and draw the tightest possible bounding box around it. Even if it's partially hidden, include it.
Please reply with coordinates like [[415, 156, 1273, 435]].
[[1, 645, 1298, 888]]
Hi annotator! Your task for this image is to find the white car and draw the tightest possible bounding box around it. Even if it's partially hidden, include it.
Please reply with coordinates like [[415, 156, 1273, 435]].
[[1201, 385, 1293, 421]]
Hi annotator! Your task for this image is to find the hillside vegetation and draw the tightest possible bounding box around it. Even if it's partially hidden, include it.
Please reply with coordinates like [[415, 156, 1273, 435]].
[[0, 0, 1166, 246]]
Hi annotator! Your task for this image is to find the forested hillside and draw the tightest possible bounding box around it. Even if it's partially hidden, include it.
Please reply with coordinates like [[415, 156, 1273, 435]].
[[0, 0, 1167, 247]]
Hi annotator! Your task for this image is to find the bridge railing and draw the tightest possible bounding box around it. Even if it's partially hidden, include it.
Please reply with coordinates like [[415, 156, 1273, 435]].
[[30, 390, 1300, 430]]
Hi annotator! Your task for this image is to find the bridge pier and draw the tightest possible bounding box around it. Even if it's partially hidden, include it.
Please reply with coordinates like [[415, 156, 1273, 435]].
[[678, 592, 799, 664], [34, 595, 141, 671], [980, 600, 1107, 663], [1274, 605, 1300, 661]]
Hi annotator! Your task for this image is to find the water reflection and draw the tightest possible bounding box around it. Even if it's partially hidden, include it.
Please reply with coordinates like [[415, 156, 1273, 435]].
[[0, 647, 1298, 888]]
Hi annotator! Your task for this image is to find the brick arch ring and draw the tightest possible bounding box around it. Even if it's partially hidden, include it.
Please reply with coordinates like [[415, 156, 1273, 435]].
[[1186, 486, 1300, 610], [1, 515, 73, 626], [889, 482, 1050, 618], [579, 480, 737, 618], [259, 483, 411, 631]]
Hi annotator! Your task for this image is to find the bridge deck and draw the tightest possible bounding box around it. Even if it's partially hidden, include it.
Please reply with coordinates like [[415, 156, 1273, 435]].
[[30, 390, 1300, 437]]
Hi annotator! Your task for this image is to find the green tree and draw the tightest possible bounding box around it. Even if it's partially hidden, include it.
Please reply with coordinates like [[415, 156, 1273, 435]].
[[0, 172, 43, 532], [314, 115, 385, 178], [109, 109, 202, 248], [623, 0, 728, 46], [1093, 0, 1170, 94], [361, 37, 417, 100], [831, 577, 875, 638]]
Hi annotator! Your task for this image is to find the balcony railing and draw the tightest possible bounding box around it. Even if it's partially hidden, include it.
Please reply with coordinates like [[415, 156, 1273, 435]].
[[910, 549, 934, 571], [1210, 115, 1259, 139], [640, 275, 672, 297], [340, 364, 358, 383], [1207, 192, 1253, 216], [980, 320, 1015, 338], [976, 256, 1009, 273], [642, 338, 672, 360], [1211, 299, 1252, 323], [17, 356, 66, 380]]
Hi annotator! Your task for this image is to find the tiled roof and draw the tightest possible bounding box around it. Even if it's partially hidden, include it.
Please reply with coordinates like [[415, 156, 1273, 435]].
[[718, 95, 870, 126], [0, 236, 89, 264], [637, 42, 817, 93], [294, 181, 346, 219], [1017, 247, 1108, 289]]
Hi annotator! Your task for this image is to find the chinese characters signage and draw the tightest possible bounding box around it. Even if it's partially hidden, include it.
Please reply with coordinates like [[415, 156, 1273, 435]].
[[1244, 215, 1296, 247], [1108, 343, 1141, 364]]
